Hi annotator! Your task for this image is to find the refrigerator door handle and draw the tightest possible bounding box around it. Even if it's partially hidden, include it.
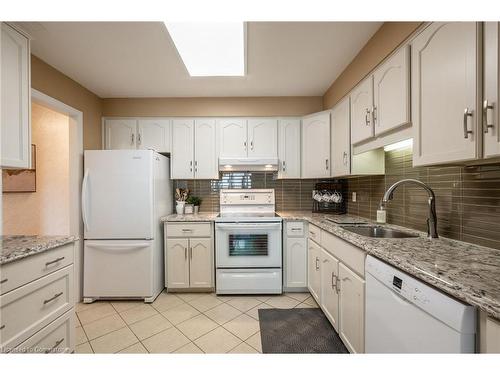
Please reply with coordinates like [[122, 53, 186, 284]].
[[82, 168, 90, 231]]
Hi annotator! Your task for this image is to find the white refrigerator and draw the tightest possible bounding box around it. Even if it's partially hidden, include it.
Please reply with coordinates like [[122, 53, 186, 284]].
[[82, 150, 172, 303]]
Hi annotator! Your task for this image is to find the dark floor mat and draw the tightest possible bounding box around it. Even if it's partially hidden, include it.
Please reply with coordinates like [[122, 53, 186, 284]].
[[258, 308, 349, 354]]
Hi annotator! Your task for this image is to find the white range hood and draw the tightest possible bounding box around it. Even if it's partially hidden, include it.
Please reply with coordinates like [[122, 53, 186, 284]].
[[219, 157, 279, 172]]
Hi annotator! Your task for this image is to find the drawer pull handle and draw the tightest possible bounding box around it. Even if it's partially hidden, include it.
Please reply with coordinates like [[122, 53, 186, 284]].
[[0, 278, 8, 284], [0, 324, 5, 330], [291, 228, 301, 231], [45, 338, 64, 353], [43, 292, 63, 305], [45, 257, 65, 267], [181, 229, 193, 232]]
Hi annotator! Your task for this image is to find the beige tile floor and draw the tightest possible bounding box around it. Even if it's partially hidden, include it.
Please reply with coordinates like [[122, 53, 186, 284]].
[[75, 291, 318, 354]]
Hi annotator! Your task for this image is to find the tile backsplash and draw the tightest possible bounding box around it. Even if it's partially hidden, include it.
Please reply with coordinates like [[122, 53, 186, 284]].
[[174, 173, 335, 213], [347, 146, 500, 250]]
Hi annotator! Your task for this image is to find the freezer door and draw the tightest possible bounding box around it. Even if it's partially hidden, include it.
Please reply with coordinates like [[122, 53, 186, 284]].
[[83, 240, 153, 298], [83, 150, 154, 239]]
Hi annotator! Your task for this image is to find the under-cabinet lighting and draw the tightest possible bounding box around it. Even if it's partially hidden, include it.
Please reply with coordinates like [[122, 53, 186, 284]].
[[165, 22, 245, 77], [265, 164, 273, 168], [224, 165, 233, 169], [384, 138, 413, 152]]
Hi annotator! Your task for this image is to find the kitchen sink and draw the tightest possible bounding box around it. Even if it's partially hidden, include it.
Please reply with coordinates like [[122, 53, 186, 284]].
[[340, 225, 419, 239]]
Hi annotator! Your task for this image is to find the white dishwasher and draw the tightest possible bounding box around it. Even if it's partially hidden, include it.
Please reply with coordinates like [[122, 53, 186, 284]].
[[365, 255, 476, 353]]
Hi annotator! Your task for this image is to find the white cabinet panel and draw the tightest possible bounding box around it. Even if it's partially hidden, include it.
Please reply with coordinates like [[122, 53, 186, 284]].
[[138, 119, 171, 152], [278, 118, 301, 178], [171, 119, 195, 179], [1, 23, 30, 169], [194, 119, 218, 179], [412, 22, 479, 166], [331, 97, 351, 177], [218, 118, 247, 158], [104, 119, 137, 150], [189, 238, 213, 288], [321, 249, 340, 331], [350, 76, 374, 145], [166, 238, 190, 289], [339, 262, 365, 353], [307, 239, 321, 302], [484, 22, 500, 158], [302, 112, 330, 178], [373, 45, 410, 135], [247, 119, 278, 158], [285, 237, 307, 289]]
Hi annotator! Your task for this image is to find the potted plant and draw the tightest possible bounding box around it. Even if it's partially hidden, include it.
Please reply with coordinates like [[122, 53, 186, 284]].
[[186, 196, 202, 214]]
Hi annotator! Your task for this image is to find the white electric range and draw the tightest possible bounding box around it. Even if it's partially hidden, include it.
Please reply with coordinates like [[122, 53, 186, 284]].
[[215, 189, 283, 295]]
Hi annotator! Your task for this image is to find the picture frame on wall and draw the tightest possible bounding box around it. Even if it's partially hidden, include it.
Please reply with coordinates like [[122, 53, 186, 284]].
[[2, 144, 37, 193]]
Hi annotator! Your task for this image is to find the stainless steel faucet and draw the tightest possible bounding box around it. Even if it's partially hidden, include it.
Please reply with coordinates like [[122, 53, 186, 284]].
[[380, 179, 439, 239]]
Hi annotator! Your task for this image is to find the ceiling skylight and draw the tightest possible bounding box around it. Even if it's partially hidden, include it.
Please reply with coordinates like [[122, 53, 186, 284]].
[[165, 22, 245, 77]]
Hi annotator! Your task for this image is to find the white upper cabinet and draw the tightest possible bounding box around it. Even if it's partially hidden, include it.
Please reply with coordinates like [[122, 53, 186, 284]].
[[331, 97, 351, 177], [137, 119, 171, 152], [171, 119, 195, 179], [350, 76, 374, 145], [194, 119, 218, 179], [104, 119, 137, 150], [412, 22, 479, 166], [373, 45, 410, 136], [1, 23, 30, 169], [483, 22, 500, 158], [278, 118, 301, 178], [302, 112, 330, 178], [218, 118, 247, 158], [247, 119, 278, 158]]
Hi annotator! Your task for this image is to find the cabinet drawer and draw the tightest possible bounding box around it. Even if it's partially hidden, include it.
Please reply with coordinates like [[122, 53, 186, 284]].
[[0, 265, 74, 352], [1, 243, 74, 295], [308, 224, 321, 244], [322, 231, 365, 277], [14, 308, 75, 354], [286, 221, 305, 237], [166, 223, 212, 238]]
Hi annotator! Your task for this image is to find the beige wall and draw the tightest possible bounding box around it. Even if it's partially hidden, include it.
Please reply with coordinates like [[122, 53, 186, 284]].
[[31, 55, 103, 150], [102, 96, 323, 117], [322, 22, 423, 109], [3, 103, 71, 235]]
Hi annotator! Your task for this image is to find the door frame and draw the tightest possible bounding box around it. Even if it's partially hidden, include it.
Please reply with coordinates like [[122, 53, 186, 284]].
[[31, 88, 84, 302]]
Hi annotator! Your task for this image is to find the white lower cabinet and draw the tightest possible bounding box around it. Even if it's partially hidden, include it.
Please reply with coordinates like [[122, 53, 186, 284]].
[[320, 248, 340, 331], [165, 223, 214, 290], [338, 262, 365, 353], [307, 239, 321, 302], [284, 221, 307, 290]]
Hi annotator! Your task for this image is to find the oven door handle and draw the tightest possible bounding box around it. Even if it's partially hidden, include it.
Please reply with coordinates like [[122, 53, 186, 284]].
[[215, 223, 281, 230]]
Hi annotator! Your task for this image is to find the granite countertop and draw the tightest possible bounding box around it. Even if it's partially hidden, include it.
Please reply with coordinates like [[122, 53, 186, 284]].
[[161, 212, 219, 222], [277, 211, 500, 320], [0, 235, 78, 265]]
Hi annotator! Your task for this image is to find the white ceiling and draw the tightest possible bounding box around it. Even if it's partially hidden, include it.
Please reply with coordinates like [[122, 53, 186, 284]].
[[20, 22, 382, 98]]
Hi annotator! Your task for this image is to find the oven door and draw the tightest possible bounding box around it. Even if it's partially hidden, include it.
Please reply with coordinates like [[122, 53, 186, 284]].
[[215, 222, 282, 268]]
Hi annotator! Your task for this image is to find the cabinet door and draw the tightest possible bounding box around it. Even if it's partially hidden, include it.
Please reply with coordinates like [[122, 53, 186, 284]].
[[137, 119, 171, 152], [307, 239, 321, 302], [218, 118, 247, 158], [338, 263, 365, 353], [189, 238, 213, 288], [278, 118, 301, 178], [285, 237, 307, 288], [302, 112, 330, 178], [1, 23, 30, 168], [166, 238, 190, 289], [104, 119, 137, 150], [412, 22, 479, 166], [484, 22, 500, 158], [373, 45, 410, 135], [194, 119, 218, 179], [331, 97, 351, 177], [350, 76, 374, 144], [247, 119, 278, 158], [171, 119, 194, 179], [320, 249, 340, 331]]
